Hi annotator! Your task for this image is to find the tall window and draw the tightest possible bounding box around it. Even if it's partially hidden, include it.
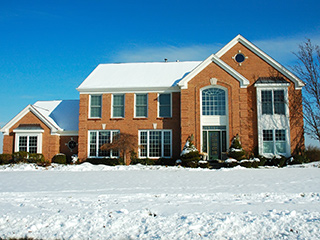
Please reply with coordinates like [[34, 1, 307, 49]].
[[139, 130, 171, 158], [90, 95, 102, 118], [158, 93, 171, 117], [135, 94, 148, 118], [262, 129, 286, 154], [18, 136, 38, 153], [202, 88, 226, 115], [113, 94, 125, 118], [261, 90, 285, 115], [89, 130, 119, 157]]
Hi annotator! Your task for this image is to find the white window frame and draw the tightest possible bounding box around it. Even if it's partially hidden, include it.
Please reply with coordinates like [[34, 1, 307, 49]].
[[262, 129, 287, 155], [138, 130, 172, 158], [256, 85, 290, 157], [112, 94, 125, 118], [158, 93, 172, 118], [89, 95, 102, 119], [134, 93, 148, 118], [87, 130, 120, 158], [13, 131, 43, 154]]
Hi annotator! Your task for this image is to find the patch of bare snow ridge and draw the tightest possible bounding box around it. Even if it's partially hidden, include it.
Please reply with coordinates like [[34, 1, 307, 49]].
[[0, 162, 319, 239]]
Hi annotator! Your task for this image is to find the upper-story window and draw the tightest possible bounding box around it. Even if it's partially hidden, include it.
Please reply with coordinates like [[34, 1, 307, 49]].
[[202, 88, 226, 115], [135, 94, 148, 118], [112, 94, 125, 118], [90, 95, 102, 118], [158, 93, 171, 118], [262, 90, 285, 115]]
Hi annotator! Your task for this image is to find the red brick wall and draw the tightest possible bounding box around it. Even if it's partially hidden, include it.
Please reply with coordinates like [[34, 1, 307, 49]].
[[78, 92, 181, 162], [3, 111, 60, 160]]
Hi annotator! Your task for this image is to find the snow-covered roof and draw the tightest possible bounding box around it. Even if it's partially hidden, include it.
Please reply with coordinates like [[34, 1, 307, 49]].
[[1, 100, 79, 135], [33, 100, 79, 132], [77, 61, 201, 92]]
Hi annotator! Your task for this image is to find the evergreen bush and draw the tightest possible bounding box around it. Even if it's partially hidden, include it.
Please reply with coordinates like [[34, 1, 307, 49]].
[[305, 146, 320, 162], [227, 134, 246, 160], [130, 158, 155, 165], [0, 154, 13, 164], [13, 151, 28, 163], [155, 158, 176, 166], [85, 158, 123, 166], [28, 153, 45, 164], [52, 154, 67, 164]]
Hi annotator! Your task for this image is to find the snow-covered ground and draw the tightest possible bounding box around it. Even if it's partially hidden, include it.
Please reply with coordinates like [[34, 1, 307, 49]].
[[0, 162, 319, 239]]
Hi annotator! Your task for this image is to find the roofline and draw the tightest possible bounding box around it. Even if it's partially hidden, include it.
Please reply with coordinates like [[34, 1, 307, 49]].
[[77, 86, 181, 93], [216, 34, 305, 89], [1, 105, 62, 135], [177, 54, 250, 89]]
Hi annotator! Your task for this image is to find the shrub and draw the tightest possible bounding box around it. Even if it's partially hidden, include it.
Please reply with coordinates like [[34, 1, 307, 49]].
[[85, 158, 124, 166], [52, 154, 67, 164], [305, 146, 320, 162], [0, 154, 13, 164], [239, 160, 252, 168], [198, 160, 210, 168], [13, 151, 28, 163], [228, 134, 246, 160], [264, 155, 287, 167], [28, 153, 45, 164], [287, 154, 309, 165], [155, 158, 176, 166], [130, 158, 155, 165], [181, 151, 201, 168]]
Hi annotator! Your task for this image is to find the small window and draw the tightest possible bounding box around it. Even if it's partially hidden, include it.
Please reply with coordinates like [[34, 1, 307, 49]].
[[235, 53, 245, 63], [135, 94, 148, 118], [90, 95, 102, 118], [274, 90, 285, 114], [261, 90, 273, 114], [113, 94, 125, 118], [202, 88, 226, 116], [159, 93, 171, 117]]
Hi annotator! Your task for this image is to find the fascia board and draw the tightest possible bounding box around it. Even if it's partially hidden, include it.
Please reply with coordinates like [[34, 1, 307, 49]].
[[77, 86, 181, 94], [58, 131, 79, 136], [13, 129, 45, 133], [178, 54, 250, 89], [216, 34, 304, 89]]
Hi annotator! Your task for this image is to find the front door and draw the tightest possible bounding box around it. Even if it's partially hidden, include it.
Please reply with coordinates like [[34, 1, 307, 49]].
[[208, 131, 220, 160]]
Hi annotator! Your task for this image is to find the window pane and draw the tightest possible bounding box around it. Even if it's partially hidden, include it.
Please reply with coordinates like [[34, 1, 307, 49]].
[[274, 90, 285, 114], [159, 94, 171, 117], [136, 94, 147, 105], [263, 142, 274, 153], [90, 96, 101, 118], [89, 132, 97, 156], [202, 88, 226, 115], [139, 131, 147, 157], [113, 95, 124, 117], [163, 131, 171, 157], [202, 131, 207, 153], [19, 136, 27, 152], [149, 131, 162, 157], [263, 130, 273, 141], [276, 142, 286, 153], [111, 131, 120, 157], [275, 130, 285, 141], [261, 90, 273, 114], [99, 131, 110, 157], [29, 136, 37, 153]]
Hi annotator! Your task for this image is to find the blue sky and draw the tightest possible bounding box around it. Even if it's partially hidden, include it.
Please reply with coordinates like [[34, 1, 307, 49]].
[[1, 0, 320, 152]]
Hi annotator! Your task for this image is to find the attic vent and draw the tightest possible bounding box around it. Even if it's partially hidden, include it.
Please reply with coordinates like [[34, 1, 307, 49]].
[[164, 58, 168, 62]]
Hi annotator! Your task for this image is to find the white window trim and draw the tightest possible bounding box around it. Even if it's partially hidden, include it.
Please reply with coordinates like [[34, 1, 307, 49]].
[[89, 95, 102, 119], [157, 93, 172, 118], [200, 85, 229, 154], [262, 129, 289, 155], [138, 129, 172, 158], [111, 94, 125, 118], [87, 130, 120, 158], [13, 131, 43, 154], [256, 85, 291, 157], [134, 93, 148, 118]]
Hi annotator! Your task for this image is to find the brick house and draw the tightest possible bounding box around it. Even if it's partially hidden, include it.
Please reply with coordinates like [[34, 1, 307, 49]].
[[1, 35, 305, 161]]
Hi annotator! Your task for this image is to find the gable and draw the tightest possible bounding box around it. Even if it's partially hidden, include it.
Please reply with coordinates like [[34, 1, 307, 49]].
[[216, 35, 304, 89]]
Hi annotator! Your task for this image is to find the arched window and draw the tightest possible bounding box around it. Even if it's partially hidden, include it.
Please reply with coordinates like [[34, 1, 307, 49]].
[[202, 88, 226, 115]]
